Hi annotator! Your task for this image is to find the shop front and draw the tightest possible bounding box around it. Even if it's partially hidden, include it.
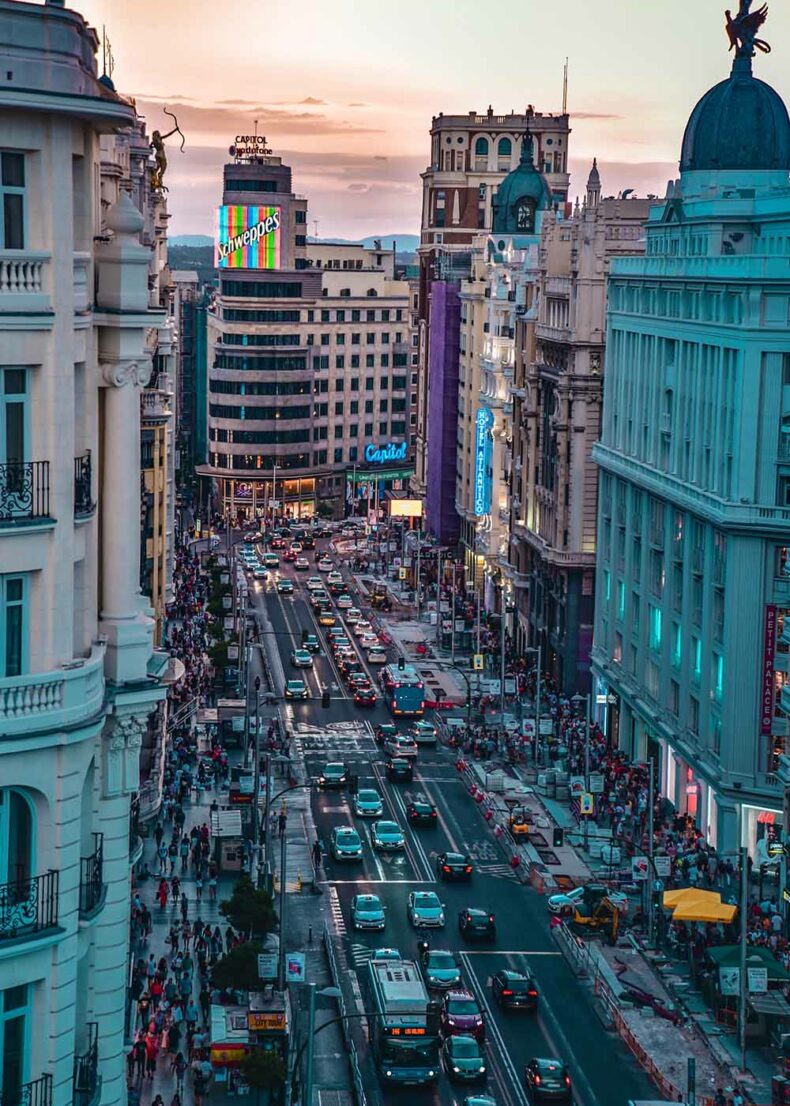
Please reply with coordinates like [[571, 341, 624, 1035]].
[[220, 477, 318, 522]]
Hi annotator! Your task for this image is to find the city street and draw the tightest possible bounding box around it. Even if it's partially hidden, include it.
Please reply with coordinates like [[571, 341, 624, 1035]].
[[250, 538, 656, 1106]]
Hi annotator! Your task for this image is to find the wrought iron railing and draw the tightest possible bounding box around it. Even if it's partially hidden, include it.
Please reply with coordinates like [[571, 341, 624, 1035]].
[[73, 451, 94, 517], [78, 834, 104, 916], [72, 1023, 99, 1106], [0, 460, 50, 524], [0, 1073, 53, 1106], [0, 869, 59, 940]]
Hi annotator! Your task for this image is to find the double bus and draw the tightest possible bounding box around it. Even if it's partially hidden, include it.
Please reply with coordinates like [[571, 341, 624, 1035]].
[[380, 663, 425, 718], [365, 958, 439, 1085]]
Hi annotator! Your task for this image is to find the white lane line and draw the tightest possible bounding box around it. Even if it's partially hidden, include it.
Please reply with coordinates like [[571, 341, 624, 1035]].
[[324, 879, 435, 885], [362, 823, 386, 881], [459, 951, 529, 1106], [418, 775, 464, 855], [459, 950, 562, 956], [377, 762, 434, 882]]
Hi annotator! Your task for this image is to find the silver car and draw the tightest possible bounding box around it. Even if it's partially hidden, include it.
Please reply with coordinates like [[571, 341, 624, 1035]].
[[354, 789, 384, 817], [408, 890, 446, 928]]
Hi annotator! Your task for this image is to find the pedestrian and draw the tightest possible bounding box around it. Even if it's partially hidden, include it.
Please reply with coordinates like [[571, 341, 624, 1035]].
[[180, 894, 189, 923], [152, 1095, 165, 1106], [199, 984, 211, 1024], [312, 839, 322, 869], [157, 879, 169, 910], [144, 1033, 158, 1079], [195, 874, 203, 902], [278, 810, 287, 838], [126, 1046, 136, 1081], [157, 840, 168, 875], [127, 1083, 141, 1106], [714, 1090, 726, 1106], [171, 875, 181, 904], [171, 1051, 187, 1094], [208, 872, 217, 901]]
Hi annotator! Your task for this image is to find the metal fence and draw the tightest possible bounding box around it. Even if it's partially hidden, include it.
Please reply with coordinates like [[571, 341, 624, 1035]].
[[323, 924, 368, 1106]]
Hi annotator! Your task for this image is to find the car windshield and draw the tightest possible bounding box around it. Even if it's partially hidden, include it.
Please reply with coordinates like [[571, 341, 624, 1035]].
[[358, 897, 380, 909], [416, 893, 440, 909], [378, 822, 399, 834], [337, 831, 359, 845], [325, 764, 344, 775], [451, 1039, 480, 1059], [448, 999, 479, 1016], [428, 953, 456, 970], [506, 977, 532, 992], [358, 791, 379, 803]]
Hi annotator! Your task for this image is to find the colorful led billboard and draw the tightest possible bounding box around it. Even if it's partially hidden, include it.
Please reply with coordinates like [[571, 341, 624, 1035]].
[[215, 205, 281, 269]]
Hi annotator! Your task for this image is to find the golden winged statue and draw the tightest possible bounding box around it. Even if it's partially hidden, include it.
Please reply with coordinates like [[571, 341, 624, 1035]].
[[725, 0, 771, 56]]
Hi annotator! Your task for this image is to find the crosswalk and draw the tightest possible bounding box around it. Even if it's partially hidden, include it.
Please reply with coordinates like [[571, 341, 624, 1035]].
[[474, 862, 520, 882], [290, 719, 376, 757], [328, 884, 347, 936], [350, 942, 373, 968]]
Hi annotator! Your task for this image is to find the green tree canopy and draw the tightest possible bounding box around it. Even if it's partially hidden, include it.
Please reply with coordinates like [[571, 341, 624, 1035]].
[[220, 875, 277, 936]]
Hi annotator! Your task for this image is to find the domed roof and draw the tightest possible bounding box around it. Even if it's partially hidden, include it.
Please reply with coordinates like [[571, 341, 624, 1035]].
[[681, 56, 790, 173], [492, 134, 552, 234]]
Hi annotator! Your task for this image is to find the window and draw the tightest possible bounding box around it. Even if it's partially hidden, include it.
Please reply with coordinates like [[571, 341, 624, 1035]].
[[649, 551, 664, 595], [351, 333, 360, 345], [672, 623, 681, 668], [382, 333, 390, 345], [381, 310, 390, 322], [475, 136, 489, 157], [649, 605, 662, 651], [497, 137, 512, 157], [336, 333, 345, 345], [334, 402, 344, 416], [366, 332, 376, 345], [321, 310, 330, 323], [336, 310, 346, 323], [366, 310, 376, 322], [1, 153, 25, 249], [334, 425, 343, 440], [349, 424, 358, 438], [364, 400, 373, 414], [391, 421, 406, 436], [689, 695, 699, 735], [365, 377, 375, 391], [295, 210, 307, 224], [351, 310, 360, 323], [1, 576, 26, 678], [712, 652, 723, 702], [1, 369, 27, 470], [350, 355, 360, 369], [379, 421, 388, 435], [349, 401, 359, 415], [380, 353, 389, 368], [379, 399, 388, 413], [320, 333, 329, 346], [670, 679, 680, 716], [691, 635, 702, 684], [349, 378, 359, 392], [366, 355, 375, 368], [381, 377, 389, 390], [349, 446, 358, 462], [334, 447, 343, 463], [616, 580, 625, 620], [0, 981, 30, 1106], [335, 355, 345, 370], [335, 379, 344, 392], [365, 422, 373, 436], [632, 593, 640, 633]]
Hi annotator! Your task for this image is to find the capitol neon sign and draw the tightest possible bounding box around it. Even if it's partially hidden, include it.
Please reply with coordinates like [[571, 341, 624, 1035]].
[[364, 442, 408, 465]]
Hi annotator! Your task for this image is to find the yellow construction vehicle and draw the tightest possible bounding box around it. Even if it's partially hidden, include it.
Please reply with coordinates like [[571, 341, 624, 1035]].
[[570, 886, 620, 945], [507, 806, 530, 839]]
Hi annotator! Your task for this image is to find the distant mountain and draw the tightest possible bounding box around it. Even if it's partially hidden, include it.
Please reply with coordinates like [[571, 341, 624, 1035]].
[[172, 232, 420, 251], [171, 234, 213, 247]]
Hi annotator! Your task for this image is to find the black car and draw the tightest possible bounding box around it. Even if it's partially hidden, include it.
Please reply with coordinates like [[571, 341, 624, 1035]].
[[386, 757, 413, 783], [407, 800, 438, 827], [491, 970, 539, 1012], [524, 1058, 572, 1102], [437, 851, 473, 881], [458, 908, 496, 941]]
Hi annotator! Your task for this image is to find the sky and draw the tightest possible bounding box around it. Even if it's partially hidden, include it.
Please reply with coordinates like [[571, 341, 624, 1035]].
[[73, 0, 790, 240]]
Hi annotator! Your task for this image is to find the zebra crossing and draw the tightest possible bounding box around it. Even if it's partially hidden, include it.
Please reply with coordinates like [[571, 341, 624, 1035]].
[[328, 884, 347, 936], [290, 719, 376, 757], [474, 862, 520, 881]]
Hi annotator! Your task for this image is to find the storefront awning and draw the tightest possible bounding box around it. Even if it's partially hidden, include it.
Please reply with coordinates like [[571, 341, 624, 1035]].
[[749, 992, 790, 1017]]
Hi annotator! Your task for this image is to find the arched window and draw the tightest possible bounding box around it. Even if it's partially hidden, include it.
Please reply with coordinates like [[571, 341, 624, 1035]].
[[0, 789, 33, 885], [366, 288, 378, 298], [474, 137, 488, 156], [516, 199, 535, 232], [497, 137, 512, 157]]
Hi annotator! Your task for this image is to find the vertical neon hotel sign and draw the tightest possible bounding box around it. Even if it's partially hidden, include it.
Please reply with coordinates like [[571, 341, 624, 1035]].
[[473, 407, 493, 516]]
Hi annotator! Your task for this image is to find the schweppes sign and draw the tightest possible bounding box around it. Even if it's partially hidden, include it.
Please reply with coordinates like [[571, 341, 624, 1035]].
[[215, 205, 281, 269]]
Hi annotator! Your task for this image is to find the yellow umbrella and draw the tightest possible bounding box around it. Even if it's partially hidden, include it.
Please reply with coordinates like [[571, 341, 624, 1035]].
[[670, 900, 737, 924], [662, 887, 722, 910]]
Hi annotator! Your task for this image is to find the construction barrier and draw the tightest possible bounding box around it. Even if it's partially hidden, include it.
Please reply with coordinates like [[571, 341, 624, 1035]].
[[551, 920, 591, 977]]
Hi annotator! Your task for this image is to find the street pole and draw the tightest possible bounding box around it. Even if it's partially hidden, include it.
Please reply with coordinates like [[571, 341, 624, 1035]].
[[304, 983, 316, 1106], [263, 752, 272, 865], [451, 565, 456, 663], [583, 693, 591, 850], [252, 679, 261, 884], [534, 643, 542, 767], [648, 756, 655, 945], [499, 589, 506, 717], [416, 523, 422, 621], [277, 828, 287, 991], [243, 643, 252, 759], [435, 549, 443, 647], [739, 843, 748, 1072]]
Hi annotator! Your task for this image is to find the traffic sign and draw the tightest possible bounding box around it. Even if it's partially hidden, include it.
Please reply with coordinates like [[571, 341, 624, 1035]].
[[579, 793, 594, 816], [398, 567, 407, 580], [472, 654, 484, 671]]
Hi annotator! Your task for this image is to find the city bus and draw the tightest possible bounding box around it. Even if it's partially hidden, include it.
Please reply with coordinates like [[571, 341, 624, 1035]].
[[381, 663, 425, 718], [365, 958, 439, 1085]]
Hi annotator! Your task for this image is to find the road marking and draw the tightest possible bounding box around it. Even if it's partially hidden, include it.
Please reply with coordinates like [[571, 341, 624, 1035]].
[[327, 884, 347, 936], [323, 879, 435, 885], [371, 760, 434, 882], [457, 950, 562, 956], [362, 823, 386, 880], [459, 952, 529, 1106]]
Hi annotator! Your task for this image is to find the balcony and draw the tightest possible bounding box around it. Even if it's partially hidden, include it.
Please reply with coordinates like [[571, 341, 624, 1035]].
[[79, 834, 104, 917], [0, 250, 51, 314], [73, 252, 91, 314], [74, 451, 95, 519], [0, 870, 59, 944], [0, 643, 105, 738], [0, 461, 52, 527], [141, 389, 172, 423], [0, 1075, 53, 1106], [73, 1024, 99, 1106]]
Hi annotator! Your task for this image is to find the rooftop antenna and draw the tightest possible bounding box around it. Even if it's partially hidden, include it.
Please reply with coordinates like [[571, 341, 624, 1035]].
[[562, 57, 569, 114], [254, 118, 258, 140], [312, 219, 319, 241]]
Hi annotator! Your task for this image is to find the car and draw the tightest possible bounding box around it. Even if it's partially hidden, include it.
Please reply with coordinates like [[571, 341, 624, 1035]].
[[289, 542, 303, 554], [327, 627, 347, 641], [354, 688, 377, 707], [303, 634, 320, 654], [546, 884, 629, 917], [411, 720, 438, 746], [283, 549, 297, 563], [407, 891, 445, 928], [317, 558, 333, 572], [318, 611, 337, 627], [306, 577, 323, 591], [367, 647, 387, 664], [372, 947, 401, 962], [291, 649, 313, 669], [344, 608, 362, 623], [263, 553, 280, 568], [328, 580, 344, 596], [358, 632, 378, 647], [353, 622, 374, 638], [420, 948, 462, 991], [269, 536, 285, 549], [371, 820, 405, 851], [383, 733, 418, 759], [350, 893, 386, 931], [318, 762, 348, 789], [301, 533, 315, 549], [284, 679, 308, 699], [336, 594, 353, 610], [327, 571, 343, 586], [407, 800, 438, 827], [330, 826, 363, 862], [442, 1035, 486, 1084], [462, 1098, 497, 1106], [386, 757, 413, 783], [440, 990, 485, 1041], [276, 578, 294, 594], [295, 557, 310, 571], [338, 660, 364, 679], [491, 970, 539, 1012], [347, 675, 371, 693], [354, 789, 384, 817], [437, 852, 473, 881], [458, 908, 496, 941], [524, 1059, 572, 1103], [341, 526, 356, 537], [374, 723, 398, 745]]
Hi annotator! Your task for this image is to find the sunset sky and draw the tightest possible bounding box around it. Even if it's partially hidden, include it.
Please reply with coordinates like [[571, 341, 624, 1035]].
[[76, 0, 790, 240]]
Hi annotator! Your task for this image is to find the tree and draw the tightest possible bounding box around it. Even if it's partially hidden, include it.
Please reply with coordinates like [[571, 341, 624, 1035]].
[[240, 1049, 286, 1105], [220, 875, 277, 936], [210, 941, 264, 992]]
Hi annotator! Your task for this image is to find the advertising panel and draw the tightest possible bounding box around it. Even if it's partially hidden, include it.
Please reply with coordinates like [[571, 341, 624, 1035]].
[[761, 604, 777, 735], [389, 499, 424, 519], [473, 408, 494, 516], [216, 204, 281, 269]]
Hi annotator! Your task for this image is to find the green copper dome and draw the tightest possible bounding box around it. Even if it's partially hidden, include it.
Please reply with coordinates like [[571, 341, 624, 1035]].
[[491, 134, 552, 234], [681, 56, 790, 173]]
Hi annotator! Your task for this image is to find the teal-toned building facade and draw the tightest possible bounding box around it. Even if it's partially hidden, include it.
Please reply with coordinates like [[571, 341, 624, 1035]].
[[592, 37, 790, 856]]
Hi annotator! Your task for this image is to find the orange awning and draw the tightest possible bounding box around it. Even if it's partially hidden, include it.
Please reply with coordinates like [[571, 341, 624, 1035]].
[[662, 887, 722, 910], [671, 900, 737, 923]]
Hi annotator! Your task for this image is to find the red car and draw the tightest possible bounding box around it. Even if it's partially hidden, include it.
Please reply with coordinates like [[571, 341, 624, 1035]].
[[354, 687, 377, 707], [283, 549, 297, 562], [269, 536, 285, 549], [440, 989, 485, 1041]]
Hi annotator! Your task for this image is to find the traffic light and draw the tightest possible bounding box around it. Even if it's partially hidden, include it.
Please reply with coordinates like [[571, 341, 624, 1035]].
[[398, 656, 405, 671], [322, 689, 331, 709], [552, 827, 564, 848]]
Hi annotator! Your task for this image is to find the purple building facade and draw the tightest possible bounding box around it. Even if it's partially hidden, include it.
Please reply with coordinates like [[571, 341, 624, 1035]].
[[425, 281, 461, 544]]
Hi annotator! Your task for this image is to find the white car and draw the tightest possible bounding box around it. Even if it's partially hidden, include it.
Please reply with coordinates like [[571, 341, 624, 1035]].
[[407, 890, 446, 928], [327, 571, 343, 586], [336, 595, 353, 610], [353, 621, 374, 638], [354, 789, 384, 817], [295, 557, 310, 571], [306, 577, 323, 591], [359, 633, 379, 648], [546, 885, 629, 916], [318, 559, 333, 572], [345, 608, 362, 623], [367, 648, 387, 664]]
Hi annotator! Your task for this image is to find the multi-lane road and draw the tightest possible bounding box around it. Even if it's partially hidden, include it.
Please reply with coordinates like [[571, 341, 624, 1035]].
[[246, 535, 656, 1106]]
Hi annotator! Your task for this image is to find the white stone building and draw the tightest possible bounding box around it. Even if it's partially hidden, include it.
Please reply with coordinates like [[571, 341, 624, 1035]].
[[0, 3, 167, 1104]]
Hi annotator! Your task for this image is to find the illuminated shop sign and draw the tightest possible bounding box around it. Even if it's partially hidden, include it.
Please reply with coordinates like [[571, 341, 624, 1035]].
[[229, 134, 271, 160], [364, 442, 408, 465], [473, 407, 493, 516], [215, 205, 281, 269]]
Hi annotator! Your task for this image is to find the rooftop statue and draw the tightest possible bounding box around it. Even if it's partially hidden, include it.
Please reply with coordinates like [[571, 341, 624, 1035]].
[[725, 1, 771, 57], [150, 108, 186, 192]]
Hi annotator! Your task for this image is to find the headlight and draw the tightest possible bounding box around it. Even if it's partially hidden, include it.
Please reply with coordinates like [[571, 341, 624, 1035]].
[[453, 1066, 460, 1073], [385, 1071, 392, 1078], [439, 914, 445, 924], [480, 1065, 486, 1072], [428, 1071, 435, 1078]]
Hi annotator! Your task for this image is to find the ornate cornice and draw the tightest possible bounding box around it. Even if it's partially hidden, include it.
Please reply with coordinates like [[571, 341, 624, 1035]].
[[101, 359, 152, 388]]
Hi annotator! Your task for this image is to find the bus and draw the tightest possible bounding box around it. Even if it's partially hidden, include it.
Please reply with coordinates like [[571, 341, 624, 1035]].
[[381, 663, 425, 718], [365, 958, 439, 1085]]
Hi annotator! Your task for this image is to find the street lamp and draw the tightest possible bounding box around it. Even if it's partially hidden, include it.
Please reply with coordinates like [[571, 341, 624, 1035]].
[[571, 692, 591, 849], [520, 645, 541, 766], [299, 985, 342, 1106]]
